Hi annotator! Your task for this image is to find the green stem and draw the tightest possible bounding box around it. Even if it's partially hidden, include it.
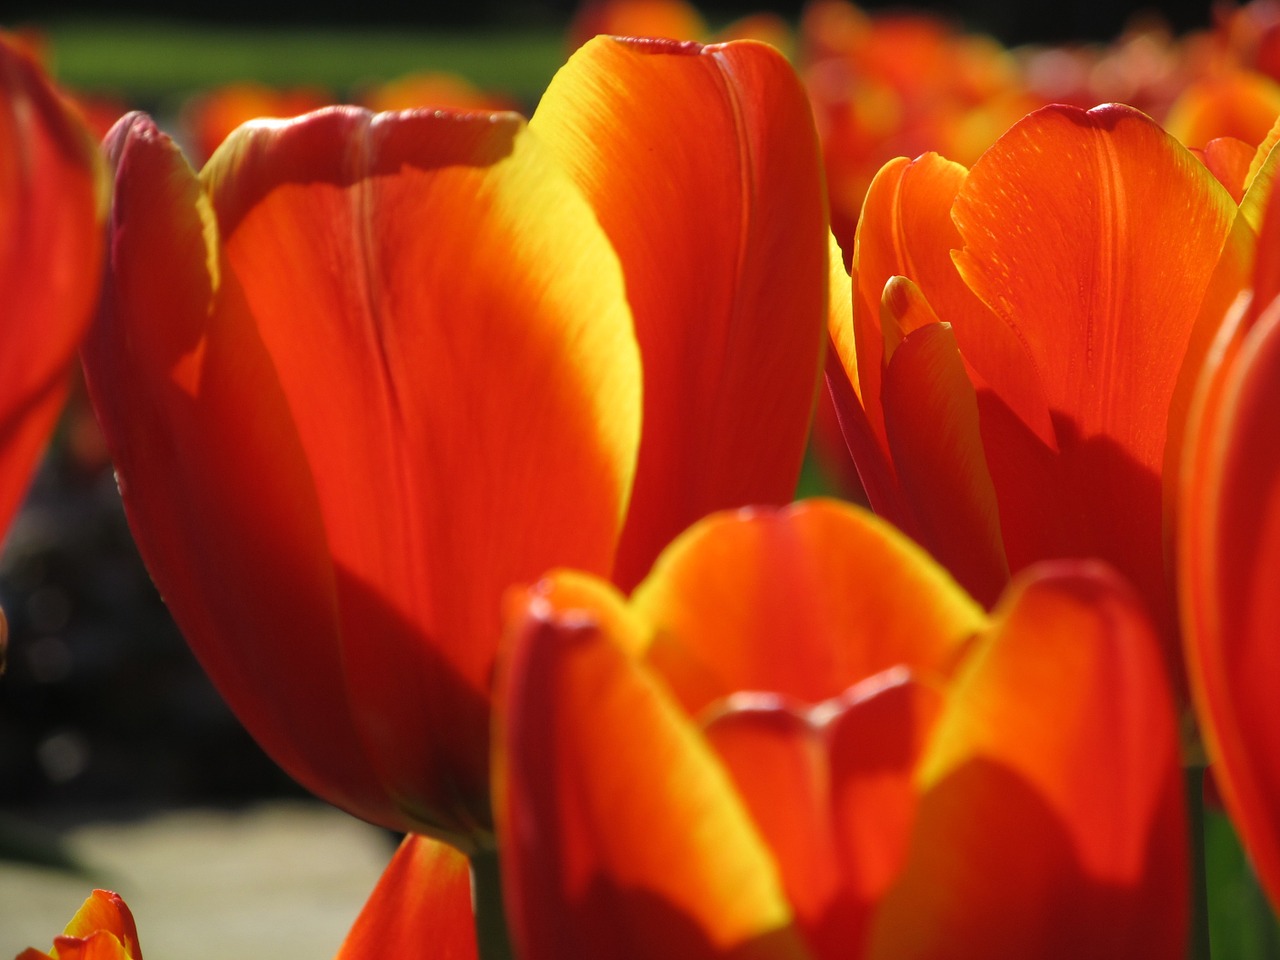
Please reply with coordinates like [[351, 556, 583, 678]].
[[1187, 763, 1212, 960], [471, 847, 515, 960]]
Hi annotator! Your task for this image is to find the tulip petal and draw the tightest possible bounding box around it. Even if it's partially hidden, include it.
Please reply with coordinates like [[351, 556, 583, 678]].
[[632, 499, 982, 715], [335, 835, 476, 960], [881, 302, 1009, 606], [86, 108, 642, 842], [86, 114, 392, 827], [869, 563, 1186, 958], [0, 37, 103, 533], [17, 890, 142, 960], [952, 103, 1244, 649], [531, 36, 828, 589], [703, 671, 942, 959], [1181, 291, 1280, 908], [825, 234, 903, 522], [495, 586, 812, 960]]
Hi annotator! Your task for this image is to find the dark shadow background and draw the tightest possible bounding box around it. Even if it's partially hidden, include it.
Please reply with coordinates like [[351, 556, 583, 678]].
[[5, 0, 1219, 45]]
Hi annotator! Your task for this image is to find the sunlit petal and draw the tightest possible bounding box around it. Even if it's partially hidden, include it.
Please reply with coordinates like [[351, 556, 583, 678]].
[[335, 835, 476, 960], [870, 563, 1186, 958], [495, 587, 812, 960], [632, 499, 982, 715], [532, 36, 828, 588], [953, 103, 1244, 657], [85, 107, 641, 843]]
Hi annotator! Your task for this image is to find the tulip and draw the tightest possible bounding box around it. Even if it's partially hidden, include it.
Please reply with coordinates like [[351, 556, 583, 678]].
[[0, 33, 105, 538], [82, 35, 827, 851], [825, 102, 1258, 694], [494, 499, 1187, 959], [16, 890, 142, 960], [1180, 179, 1280, 910]]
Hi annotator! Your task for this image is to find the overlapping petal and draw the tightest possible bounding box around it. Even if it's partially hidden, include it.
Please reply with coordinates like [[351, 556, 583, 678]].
[[1180, 183, 1280, 906], [0, 34, 104, 536], [495, 594, 810, 960], [16, 890, 142, 960], [531, 37, 828, 589], [84, 35, 828, 850], [495, 500, 1184, 959], [629, 499, 982, 714], [86, 106, 641, 845], [828, 102, 1252, 692], [870, 564, 1186, 958]]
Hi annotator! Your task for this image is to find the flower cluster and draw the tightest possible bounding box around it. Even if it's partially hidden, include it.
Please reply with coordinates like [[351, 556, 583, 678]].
[[7, 2, 1280, 958]]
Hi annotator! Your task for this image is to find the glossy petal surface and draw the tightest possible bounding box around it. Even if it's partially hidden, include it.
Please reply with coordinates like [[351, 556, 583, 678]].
[[532, 36, 828, 588], [335, 835, 476, 960]]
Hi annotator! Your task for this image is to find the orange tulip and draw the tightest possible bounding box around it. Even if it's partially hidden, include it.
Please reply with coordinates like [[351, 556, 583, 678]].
[[494, 499, 1187, 959], [16, 890, 142, 960], [1180, 179, 1280, 910], [0, 33, 105, 537], [82, 35, 827, 851], [826, 102, 1256, 693]]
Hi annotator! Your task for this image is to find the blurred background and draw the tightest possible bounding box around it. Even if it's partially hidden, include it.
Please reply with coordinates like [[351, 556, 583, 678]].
[[2, 0, 1220, 43]]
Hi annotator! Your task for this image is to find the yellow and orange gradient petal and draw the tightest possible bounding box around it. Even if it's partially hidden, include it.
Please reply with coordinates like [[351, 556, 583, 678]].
[[83, 36, 827, 851], [495, 500, 1185, 959], [16, 890, 142, 960], [532, 37, 828, 589]]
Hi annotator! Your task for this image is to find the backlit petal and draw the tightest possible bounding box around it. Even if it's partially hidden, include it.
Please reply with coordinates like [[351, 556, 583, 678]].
[[880, 299, 1009, 606], [531, 36, 828, 588], [495, 586, 811, 960], [869, 563, 1186, 958], [632, 499, 982, 715], [86, 114, 391, 828], [1181, 290, 1280, 908], [952, 103, 1243, 655], [335, 835, 476, 960], [85, 107, 641, 844]]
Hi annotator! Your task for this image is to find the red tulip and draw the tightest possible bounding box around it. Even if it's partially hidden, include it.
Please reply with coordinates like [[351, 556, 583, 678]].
[[16, 890, 142, 960], [0, 32, 105, 537], [82, 35, 827, 850], [826, 102, 1255, 693], [495, 499, 1186, 959]]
